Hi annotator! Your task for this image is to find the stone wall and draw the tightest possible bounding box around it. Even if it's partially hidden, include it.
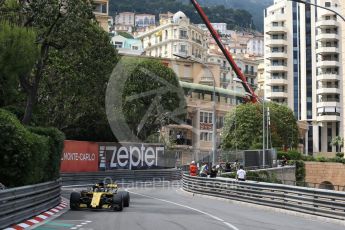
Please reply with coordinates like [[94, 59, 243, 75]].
[[252, 166, 296, 185], [305, 162, 345, 191]]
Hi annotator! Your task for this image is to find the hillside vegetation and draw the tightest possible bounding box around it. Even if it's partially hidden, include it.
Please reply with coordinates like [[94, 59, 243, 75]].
[[110, 0, 254, 30]]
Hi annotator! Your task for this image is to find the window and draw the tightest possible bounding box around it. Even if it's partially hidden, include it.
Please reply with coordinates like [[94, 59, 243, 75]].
[[114, 42, 123, 48], [325, 2, 331, 7], [281, 8, 285, 14]]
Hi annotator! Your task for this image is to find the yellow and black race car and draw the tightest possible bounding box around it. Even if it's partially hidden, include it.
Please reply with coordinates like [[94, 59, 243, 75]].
[[70, 182, 130, 211]]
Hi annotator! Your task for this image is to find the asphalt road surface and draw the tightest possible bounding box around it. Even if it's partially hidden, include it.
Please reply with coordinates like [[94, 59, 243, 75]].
[[34, 186, 345, 230]]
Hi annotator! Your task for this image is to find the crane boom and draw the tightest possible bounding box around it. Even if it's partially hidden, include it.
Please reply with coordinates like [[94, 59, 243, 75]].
[[190, 0, 258, 103]]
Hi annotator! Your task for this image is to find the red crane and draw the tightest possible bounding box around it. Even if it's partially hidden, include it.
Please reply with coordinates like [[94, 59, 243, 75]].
[[190, 0, 259, 103]]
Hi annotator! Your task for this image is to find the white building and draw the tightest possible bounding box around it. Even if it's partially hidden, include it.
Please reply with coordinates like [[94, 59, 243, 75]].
[[135, 14, 156, 28], [111, 35, 143, 55], [136, 11, 208, 62], [197, 23, 227, 35], [247, 36, 264, 56], [115, 12, 135, 26], [264, 0, 343, 153]]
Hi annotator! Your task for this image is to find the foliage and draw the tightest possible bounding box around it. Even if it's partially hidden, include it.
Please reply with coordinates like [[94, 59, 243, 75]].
[[294, 160, 305, 185], [0, 0, 98, 124], [277, 150, 302, 160], [0, 109, 63, 187], [115, 57, 186, 141], [36, 23, 118, 142], [179, 0, 273, 31], [28, 127, 65, 180], [110, 0, 254, 30], [0, 21, 39, 107], [221, 102, 299, 150], [330, 136, 343, 152], [336, 152, 344, 158]]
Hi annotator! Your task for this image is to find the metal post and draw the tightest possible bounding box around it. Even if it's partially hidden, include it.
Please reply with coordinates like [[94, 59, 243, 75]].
[[263, 100, 265, 168], [208, 79, 217, 166]]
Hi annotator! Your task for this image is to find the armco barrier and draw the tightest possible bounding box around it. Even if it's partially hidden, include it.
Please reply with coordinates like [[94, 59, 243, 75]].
[[0, 179, 61, 229], [182, 174, 345, 220], [61, 169, 182, 186]]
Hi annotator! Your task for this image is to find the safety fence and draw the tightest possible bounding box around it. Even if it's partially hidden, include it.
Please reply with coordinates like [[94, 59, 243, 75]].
[[61, 169, 183, 186], [0, 179, 61, 229], [182, 174, 345, 220]]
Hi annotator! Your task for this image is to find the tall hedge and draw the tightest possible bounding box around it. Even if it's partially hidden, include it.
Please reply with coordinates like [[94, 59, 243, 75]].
[[28, 127, 65, 181], [0, 109, 64, 187]]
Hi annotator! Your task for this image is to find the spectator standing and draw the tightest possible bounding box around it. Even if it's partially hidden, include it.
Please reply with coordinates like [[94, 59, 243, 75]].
[[189, 161, 198, 176], [281, 155, 287, 167], [199, 162, 208, 177], [210, 165, 219, 178], [224, 162, 231, 172], [236, 165, 246, 181]]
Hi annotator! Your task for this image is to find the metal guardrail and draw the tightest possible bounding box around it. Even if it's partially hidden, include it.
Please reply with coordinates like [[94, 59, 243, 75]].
[[182, 174, 345, 220], [61, 169, 182, 186], [0, 179, 61, 229]]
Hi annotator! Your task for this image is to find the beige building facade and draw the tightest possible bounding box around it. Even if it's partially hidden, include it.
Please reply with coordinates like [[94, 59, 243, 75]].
[[93, 0, 110, 32], [265, 0, 343, 154], [155, 57, 245, 165], [136, 12, 208, 62]]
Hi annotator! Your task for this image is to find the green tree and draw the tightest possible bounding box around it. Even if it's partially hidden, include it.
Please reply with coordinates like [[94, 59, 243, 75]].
[[0, 0, 97, 124], [222, 102, 299, 150], [36, 23, 118, 141], [0, 21, 39, 107], [107, 57, 187, 142], [330, 136, 343, 153]]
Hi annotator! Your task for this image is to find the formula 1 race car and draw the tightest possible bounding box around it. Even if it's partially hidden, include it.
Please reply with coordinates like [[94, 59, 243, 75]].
[[69, 182, 130, 211]]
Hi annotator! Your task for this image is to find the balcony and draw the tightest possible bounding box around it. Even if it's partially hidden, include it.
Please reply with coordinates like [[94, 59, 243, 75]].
[[316, 87, 341, 94], [316, 60, 339, 67], [174, 138, 192, 146], [266, 78, 288, 85], [266, 39, 287, 46], [317, 115, 341, 122], [316, 73, 339, 81], [266, 26, 287, 34], [266, 65, 288, 72], [244, 71, 257, 76], [266, 52, 288, 59], [316, 33, 339, 41], [315, 47, 339, 54], [266, 91, 288, 99], [317, 102, 340, 108], [316, 20, 339, 28]]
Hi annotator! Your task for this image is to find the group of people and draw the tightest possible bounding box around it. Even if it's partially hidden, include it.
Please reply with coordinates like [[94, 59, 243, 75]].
[[189, 161, 246, 181]]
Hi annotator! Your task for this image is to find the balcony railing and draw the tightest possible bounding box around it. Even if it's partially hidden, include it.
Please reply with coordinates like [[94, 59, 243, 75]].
[[175, 138, 192, 146]]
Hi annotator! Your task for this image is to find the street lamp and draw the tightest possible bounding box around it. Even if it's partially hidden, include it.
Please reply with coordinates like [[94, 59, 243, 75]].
[[173, 53, 217, 166]]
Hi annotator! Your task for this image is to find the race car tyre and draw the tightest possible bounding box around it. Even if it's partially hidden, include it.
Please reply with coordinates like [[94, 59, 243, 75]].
[[113, 193, 123, 211], [119, 191, 130, 207], [70, 192, 81, 210]]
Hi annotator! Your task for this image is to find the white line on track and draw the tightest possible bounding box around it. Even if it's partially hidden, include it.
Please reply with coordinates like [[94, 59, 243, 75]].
[[128, 190, 239, 230]]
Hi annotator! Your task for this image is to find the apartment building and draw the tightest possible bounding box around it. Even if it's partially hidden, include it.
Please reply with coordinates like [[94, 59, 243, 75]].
[[247, 36, 265, 56], [136, 11, 208, 62], [135, 14, 156, 28], [115, 12, 135, 26], [93, 0, 110, 32], [158, 57, 245, 165], [264, 0, 343, 153]]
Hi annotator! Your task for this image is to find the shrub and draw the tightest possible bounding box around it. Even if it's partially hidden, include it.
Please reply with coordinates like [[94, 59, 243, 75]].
[[295, 160, 305, 185], [277, 150, 302, 160], [28, 127, 65, 181], [0, 109, 64, 187], [336, 152, 344, 158]]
